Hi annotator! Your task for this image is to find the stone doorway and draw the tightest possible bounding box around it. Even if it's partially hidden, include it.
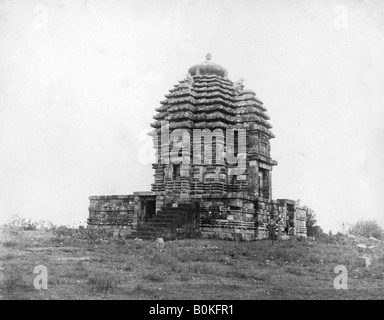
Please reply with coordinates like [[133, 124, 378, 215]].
[[143, 198, 156, 222]]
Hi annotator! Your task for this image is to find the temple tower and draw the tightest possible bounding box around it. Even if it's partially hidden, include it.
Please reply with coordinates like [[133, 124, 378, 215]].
[[150, 54, 277, 202]]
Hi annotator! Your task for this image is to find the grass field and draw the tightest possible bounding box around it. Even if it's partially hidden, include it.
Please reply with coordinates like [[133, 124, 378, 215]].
[[0, 229, 383, 300]]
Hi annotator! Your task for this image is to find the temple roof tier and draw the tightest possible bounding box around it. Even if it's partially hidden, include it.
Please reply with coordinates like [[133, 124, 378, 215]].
[[151, 54, 274, 138]]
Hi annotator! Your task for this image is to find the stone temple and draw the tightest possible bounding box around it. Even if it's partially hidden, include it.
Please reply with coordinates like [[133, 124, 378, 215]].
[[88, 54, 307, 241]]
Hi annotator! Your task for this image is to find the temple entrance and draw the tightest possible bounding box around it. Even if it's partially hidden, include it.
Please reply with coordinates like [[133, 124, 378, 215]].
[[136, 194, 156, 224], [144, 199, 156, 222]]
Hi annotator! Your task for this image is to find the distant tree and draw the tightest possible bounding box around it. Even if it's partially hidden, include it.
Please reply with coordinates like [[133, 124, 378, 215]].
[[304, 206, 324, 238], [348, 219, 383, 239]]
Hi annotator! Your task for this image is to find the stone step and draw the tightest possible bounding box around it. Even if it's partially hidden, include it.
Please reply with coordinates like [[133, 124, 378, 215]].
[[142, 222, 174, 228], [152, 214, 179, 219], [163, 208, 193, 211], [148, 218, 176, 224], [154, 213, 189, 219], [160, 212, 196, 217], [165, 205, 196, 208], [161, 208, 195, 213], [157, 210, 187, 214], [137, 226, 173, 232]]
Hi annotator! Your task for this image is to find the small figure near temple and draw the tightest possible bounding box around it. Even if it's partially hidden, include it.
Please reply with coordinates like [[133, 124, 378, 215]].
[[267, 220, 276, 246]]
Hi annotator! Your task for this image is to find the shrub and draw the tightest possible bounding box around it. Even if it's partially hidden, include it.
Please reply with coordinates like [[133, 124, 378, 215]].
[[51, 225, 76, 242], [1, 216, 38, 234], [76, 227, 112, 243], [315, 232, 347, 245], [50, 225, 113, 245], [348, 219, 383, 239], [305, 208, 324, 238]]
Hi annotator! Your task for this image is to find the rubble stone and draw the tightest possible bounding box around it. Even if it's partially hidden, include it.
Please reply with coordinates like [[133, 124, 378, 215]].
[[357, 243, 367, 253], [357, 256, 372, 268], [369, 236, 380, 243], [155, 238, 165, 251]]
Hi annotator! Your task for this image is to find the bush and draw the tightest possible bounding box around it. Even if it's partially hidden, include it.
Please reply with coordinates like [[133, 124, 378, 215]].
[[1, 216, 38, 234], [76, 227, 112, 243], [0, 216, 58, 234], [348, 219, 383, 239], [308, 225, 324, 238], [316, 233, 347, 245], [50, 225, 113, 244], [51, 225, 76, 242], [305, 208, 324, 238]]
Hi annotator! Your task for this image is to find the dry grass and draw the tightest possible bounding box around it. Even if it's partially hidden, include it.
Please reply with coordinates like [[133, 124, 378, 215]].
[[88, 271, 121, 293], [0, 229, 383, 300], [2, 241, 18, 248]]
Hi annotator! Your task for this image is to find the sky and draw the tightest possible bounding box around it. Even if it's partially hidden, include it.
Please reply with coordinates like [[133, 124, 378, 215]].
[[0, 0, 383, 232]]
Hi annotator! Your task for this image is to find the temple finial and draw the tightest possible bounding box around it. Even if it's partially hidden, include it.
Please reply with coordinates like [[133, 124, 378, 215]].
[[205, 53, 212, 61]]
